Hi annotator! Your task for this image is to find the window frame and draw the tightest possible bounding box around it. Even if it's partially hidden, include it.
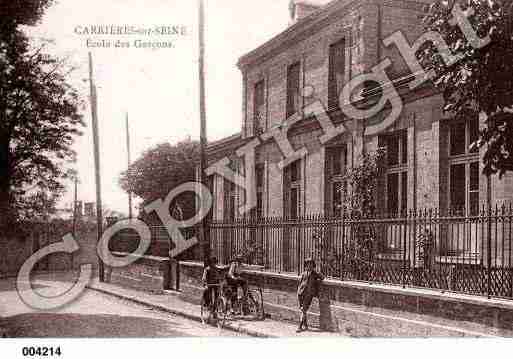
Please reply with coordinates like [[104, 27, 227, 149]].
[[254, 164, 265, 219], [380, 130, 408, 217], [325, 145, 348, 217], [223, 159, 242, 221], [253, 80, 265, 134], [447, 119, 480, 216], [284, 159, 302, 219], [224, 179, 236, 221], [328, 38, 346, 110], [286, 62, 301, 119]]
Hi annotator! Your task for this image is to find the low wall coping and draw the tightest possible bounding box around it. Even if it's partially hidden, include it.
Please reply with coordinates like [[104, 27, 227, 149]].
[[112, 251, 170, 264], [179, 260, 513, 311]]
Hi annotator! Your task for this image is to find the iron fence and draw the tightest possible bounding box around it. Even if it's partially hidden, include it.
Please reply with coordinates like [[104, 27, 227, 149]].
[[209, 205, 513, 299]]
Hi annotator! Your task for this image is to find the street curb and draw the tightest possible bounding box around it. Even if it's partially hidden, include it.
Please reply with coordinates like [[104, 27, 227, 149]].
[[86, 285, 275, 338]]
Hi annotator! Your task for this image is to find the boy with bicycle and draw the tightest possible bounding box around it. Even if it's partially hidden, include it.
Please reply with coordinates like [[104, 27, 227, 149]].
[[226, 254, 248, 314], [202, 256, 220, 310]]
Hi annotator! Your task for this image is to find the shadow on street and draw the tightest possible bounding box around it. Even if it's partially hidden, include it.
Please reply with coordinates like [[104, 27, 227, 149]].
[[1, 312, 191, 338]]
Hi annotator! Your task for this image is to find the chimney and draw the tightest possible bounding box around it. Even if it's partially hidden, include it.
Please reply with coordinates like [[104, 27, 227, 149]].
[[289, 0, 328, 24]]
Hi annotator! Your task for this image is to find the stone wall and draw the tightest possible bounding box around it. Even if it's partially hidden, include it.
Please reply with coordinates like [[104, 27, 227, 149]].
[[0, 236, 33, 278], [179, 261, 513, 337], [72, 228, 100, 271], [107, 252, 173, 293], [0, 225, 99, 278]]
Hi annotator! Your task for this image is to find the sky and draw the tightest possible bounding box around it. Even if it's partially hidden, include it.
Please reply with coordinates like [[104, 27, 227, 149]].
[[27, 0, 291, 215]]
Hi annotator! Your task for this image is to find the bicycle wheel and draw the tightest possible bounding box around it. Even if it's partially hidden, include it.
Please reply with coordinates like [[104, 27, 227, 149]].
[[246, 289, 264, 320], [215, 297, 227, 329]]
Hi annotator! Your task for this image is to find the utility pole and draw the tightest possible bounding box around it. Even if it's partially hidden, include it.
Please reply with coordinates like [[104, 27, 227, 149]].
[[72, 176, 78, 270], [198, 0, 209, 264], [126, 112, 133, 219], [88, 52, 105, 282], [72, 176, 78, 237]]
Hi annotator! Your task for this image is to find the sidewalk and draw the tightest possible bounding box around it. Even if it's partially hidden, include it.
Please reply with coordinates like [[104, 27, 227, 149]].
[[86, 279, 343, 338]]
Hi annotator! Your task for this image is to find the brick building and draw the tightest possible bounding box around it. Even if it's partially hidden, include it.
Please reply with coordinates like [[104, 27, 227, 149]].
[[206, 0, 513, 225]]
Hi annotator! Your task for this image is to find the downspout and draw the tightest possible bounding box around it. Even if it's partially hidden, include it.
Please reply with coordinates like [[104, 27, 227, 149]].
[[413, 113, 417, 212], [376, 3, 382, 63], [302, 53, 307, 216], [242, 71, 248, 138], [265, 69, 270, 132]]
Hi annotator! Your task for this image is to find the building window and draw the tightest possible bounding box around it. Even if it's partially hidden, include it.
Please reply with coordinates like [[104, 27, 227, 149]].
[[286, 62, 301, 118], [254, 80, 265, 134], [284, 160, 302, 219], [448, 119, 480, 216], [328, 39, 346, 110], [254, 164, 264, 219], [379, 130, 408, 217], [224, 159, 240, 221], [325, 145, 347, 217], [206, 176, 214, 222], [224, 179, 236, 221]]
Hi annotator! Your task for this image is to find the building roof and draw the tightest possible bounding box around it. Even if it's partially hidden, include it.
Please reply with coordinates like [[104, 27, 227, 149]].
[[290, 0, 332, 7], [206, 132, 253, 164], [207, 132, 241, 150], [237, 0, 348, 69], [289, 0, 333, 23]]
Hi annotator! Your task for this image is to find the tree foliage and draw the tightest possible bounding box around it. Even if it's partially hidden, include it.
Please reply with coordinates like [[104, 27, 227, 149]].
[[343, 150, 386, 277], [0, 4, 84, 227], [19, 189, 62, 222], [119, 139, 200, 220], [343, 148, 386, 217], [0, 0, 55, 27], [418, 0, 513, 176], [312, 150, 386, 277]]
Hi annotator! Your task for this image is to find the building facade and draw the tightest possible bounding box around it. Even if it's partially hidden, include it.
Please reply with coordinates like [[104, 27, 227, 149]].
[[207, 0, 513, 224]]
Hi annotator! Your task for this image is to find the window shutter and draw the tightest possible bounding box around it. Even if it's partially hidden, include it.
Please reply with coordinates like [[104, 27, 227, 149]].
[[223, 179, 230, 221], [286, 62, 301, 118], [254, 80, 265, 134], [328, 39, 345, 109]]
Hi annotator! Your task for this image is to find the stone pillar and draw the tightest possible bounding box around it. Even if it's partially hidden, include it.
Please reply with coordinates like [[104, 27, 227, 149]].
[[318, 287, 338, 332]]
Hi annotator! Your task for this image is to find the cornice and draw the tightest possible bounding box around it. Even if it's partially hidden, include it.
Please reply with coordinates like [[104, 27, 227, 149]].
[[373, 0, 428, 12], [205, 76, 441, 165], [237, 0, 360, 71], [236, 0, 428, 72]]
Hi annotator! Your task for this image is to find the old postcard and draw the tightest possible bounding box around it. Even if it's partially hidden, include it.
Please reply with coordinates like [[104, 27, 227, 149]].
[[1, 0, 513, 356]]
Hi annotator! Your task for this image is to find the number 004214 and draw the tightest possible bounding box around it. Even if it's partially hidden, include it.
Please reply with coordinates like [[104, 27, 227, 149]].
[[22, 347, 62, 357]]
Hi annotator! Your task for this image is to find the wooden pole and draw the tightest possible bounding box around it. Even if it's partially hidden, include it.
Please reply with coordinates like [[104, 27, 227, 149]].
[[72, 176, 78, 269], [88, 52, 105, 282], [72, 177, 78, 237], [126, 112, 133, 219], [198, 0, 209, 264]]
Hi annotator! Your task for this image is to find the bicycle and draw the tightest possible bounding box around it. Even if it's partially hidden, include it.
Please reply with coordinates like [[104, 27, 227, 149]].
[[217, 280, 265, 326], [200, 284, 225, 328], [201, 281, 265, 329]]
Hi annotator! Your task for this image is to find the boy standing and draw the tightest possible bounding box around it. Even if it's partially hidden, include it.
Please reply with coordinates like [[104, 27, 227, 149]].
[[202, 256, 220, 310], [297, 258, 324, 333]]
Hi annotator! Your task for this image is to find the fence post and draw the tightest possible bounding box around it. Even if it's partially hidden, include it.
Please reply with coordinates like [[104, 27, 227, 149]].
[[510, 203, 513, 299], [402, 210, 408, 289], [487, 204, 492, 299], [341, 211, 345, 281], [297, 216, 302, 276]]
